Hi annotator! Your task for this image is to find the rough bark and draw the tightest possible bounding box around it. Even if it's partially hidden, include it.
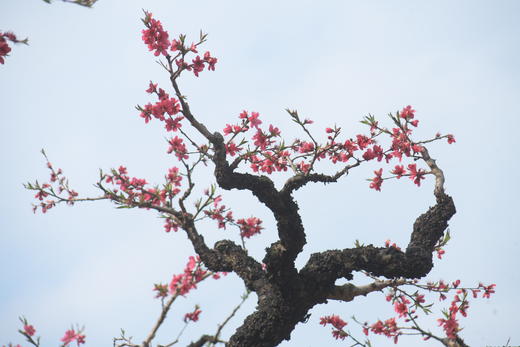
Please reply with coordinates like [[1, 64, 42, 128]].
[[221, 193, 456, 347], [171, 76, 457, 347]]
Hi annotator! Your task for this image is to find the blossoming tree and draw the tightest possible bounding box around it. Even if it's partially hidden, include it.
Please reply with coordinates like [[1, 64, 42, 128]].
[[8, 10, 496, 347]]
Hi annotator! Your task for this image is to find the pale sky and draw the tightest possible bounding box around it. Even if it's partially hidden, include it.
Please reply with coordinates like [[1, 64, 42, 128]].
[[1, 1, 519, 346]]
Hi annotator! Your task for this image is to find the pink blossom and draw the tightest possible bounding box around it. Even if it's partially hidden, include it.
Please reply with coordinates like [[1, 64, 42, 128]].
[[400, 105, 416, 119], [393, 296, 410, 317], [175, 58, 190, 70], [412, 144, 423, 153], [320, 315, 348, 340], [356, 134, 372, 150], [391, 165, 406, 178], [0, 34, 12, 65], [164, 218, 179, 233], [407, 163, 426, 186], [165, 116, 184, 132], [370, 318, 400, 339], [297, 161, 310, 174], [170, 39, 182, 52], [369, 168, 383, 191], [268, 124, 281, 136], [415, 294, 426, 304], [24, 324, 35, 336], [252, 129, 270, 150], [226, 141, 242, 156], [166, 167, 182, 187], [480, 283, 496, 298], [192, 55, 205, 77], [35, 190, 48, 201], [385, 239, 401, 251], [60, 329, 85, 346], [146, 81, 158, 93], [320, 315, 347, 330], [298, 141, 315, 153], [203, 51, 217, 71], [363, 145, 383, 161], [438, 317, 459, 339], [167, 136, 189, 160], [169, 256, 213, 296], [205, 206, 234, 229], [184, 307, 202, 322], [141, 12, 170, 57], [343, 140, 358, 154], [237, 217, 263, 238], [248, 111, 262, 128]]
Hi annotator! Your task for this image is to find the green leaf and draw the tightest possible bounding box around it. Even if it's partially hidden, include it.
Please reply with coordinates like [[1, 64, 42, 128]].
[[444, 229, 451, 243], [354, 239, 365, 248]]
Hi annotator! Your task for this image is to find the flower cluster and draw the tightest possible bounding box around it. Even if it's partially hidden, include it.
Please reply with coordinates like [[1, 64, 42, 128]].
[[103, 165, 183, 213], [61, 329, 86, 346], [379, 280, 494, 343], [189, 51, 218, 77], [384, 239, 402, 251], [8, 317, 86, 347], [163, 216, 180, 233], [141, 12, 218, 77], [138, 82, 188, 161], [141, 12, 170, 57], [168, 256, 224, 296], [218, 106, 454, 192], [399, 105, 416, 120], [204, 204, 234, 229], [0, 33, 13, 65], [23, 324, 35, 337], [224, 111, 299, 174], [0, 31, 27, 65], [320, 315, 348, 340], [421, 281, 495, 339], [393, 295, 411, 318], [236, 217, 263, 239], [153, 283, 169, 299], [167, 136, 189, 160], [139, 82, 182, 126], [365, 317, 400, 343], [322, 278, 496, 345], [197, 189, 264, 240], [183, 306, 202, 322], [369, 168, 383, 191], [25, 150, 78, 214]]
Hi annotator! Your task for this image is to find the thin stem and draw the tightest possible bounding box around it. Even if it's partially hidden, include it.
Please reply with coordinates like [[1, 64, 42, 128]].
[[209, 291, 251, 347]]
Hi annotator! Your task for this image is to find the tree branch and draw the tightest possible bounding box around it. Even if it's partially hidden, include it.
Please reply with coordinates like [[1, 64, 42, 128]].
[[421, 146, 445, 197], [280, 161, 360, 195], [300, 191, 455, 290], [326, 278, 407, 302], [169, 76, 307, 277]]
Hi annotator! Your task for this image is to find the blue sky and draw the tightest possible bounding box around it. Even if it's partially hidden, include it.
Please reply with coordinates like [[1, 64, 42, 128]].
[[1, 1, 519, 346]]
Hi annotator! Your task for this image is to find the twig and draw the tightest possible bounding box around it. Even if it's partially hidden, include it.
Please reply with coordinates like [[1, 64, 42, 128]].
[[209, 291, 251, 346], [326, 278, 407, 302]]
